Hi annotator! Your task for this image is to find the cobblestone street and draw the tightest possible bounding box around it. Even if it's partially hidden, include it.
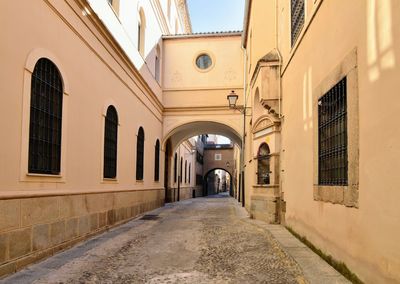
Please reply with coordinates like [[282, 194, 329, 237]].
[[3, 195, 308, 284]]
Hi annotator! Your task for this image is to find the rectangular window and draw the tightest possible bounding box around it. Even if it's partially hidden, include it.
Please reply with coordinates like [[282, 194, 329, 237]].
[[215, 154, 222, 161], [318, 77, 348, 186], [291, 0, 305, 47]]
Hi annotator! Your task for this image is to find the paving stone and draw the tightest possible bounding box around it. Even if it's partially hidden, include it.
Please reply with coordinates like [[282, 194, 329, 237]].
[[0, 195, 348, 284]]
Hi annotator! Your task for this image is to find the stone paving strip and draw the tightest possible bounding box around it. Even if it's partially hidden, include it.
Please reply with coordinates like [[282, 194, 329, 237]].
[[1, 195, 348, 284]]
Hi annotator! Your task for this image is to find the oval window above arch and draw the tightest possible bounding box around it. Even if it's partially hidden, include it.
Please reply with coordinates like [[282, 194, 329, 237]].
[[195, 54, 212, 70]]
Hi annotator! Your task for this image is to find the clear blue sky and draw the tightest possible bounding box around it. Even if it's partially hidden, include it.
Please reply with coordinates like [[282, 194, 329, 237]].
[[187, 0, 245, 33]]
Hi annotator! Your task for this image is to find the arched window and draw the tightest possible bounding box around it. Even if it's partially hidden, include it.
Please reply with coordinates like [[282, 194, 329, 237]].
[[257, 143, 270, 185], [188, 163, 191, 183], [103, 106, 118, 179], [28, 58, 63, 175], [154, 139, 160, 181], [184, 160, 187, 183], [174, 153, 177, 183], [136, 127, 145, 180], [138, 9, 146, 56], [180, 157, 183, 183]]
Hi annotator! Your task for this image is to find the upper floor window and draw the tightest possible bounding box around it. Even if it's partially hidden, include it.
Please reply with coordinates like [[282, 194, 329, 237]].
[[318, 77, 348, 186], [28, 58, 63, 175], [138, 9, 146, 56], [291, 0, 305, 47], [103, 106, 118, 179], [257, 143, 270, 185], [136, 127, 145, 180], [154, 139, 160, 181]]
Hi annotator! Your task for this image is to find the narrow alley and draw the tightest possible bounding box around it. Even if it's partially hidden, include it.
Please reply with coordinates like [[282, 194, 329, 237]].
[[1, 195, 309, 284]]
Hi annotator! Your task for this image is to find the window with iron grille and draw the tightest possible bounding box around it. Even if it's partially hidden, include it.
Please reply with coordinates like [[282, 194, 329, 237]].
[[318, 77, 348, 186], [189, 163, 191, 183], [154, 139, 160, 181], [28, 58, 63, 175], [184, 160, 187, 183], [180, 157, 183, 183], [291, 0, 305, 47], [257, 143, 270, 185], [103, 106, 118, 179], [174, 153, 177, 183], [136, 127, 145, 180]]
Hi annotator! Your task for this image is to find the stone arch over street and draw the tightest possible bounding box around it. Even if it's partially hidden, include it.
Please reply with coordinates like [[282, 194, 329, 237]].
[[162, 120, 243, 152]]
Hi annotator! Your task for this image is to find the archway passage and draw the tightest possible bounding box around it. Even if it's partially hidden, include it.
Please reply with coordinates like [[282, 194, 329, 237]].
[[162, 121, 242, 152], [204, 168, 234, 197]]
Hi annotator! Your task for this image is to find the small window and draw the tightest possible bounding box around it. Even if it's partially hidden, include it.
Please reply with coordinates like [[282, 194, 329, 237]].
[[215, 154, 222, 161], [136, 127, 145, 180], [154, 139, 160, 181], [291, 0, 305, 47], [189, 163, 191, 183], [180, 157, 183, 183], [257, 143, 270, 185], [184, 160, 187, 183], [318, 77, 348, 186], [103, 106, 118, 179], [174, 153, 177, 183], [196, 54, 212, 70], [28, 58, 63, 175]]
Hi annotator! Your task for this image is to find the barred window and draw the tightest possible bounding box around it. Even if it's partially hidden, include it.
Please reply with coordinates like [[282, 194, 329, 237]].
[[318, 77, 348, 186], [291, 0, 305, 46], [180, 157, 183, 183], [103, 106, 118, 179], [154, 139, 160, 181], [136, 127, 145, 180], [189, 163, 191, 183], [28, 58, 63, 175], [184, 160, 187, 183], [174, 153, 177, 183], [257, 143, 270, 185]]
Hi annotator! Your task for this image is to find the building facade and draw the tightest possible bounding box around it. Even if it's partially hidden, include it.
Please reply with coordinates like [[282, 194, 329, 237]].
[[242, 0, 400, 283], [1, 0, 399, 282]]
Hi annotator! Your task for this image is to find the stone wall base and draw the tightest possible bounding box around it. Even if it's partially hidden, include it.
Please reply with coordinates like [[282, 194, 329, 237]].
[[0, 189, 164, 279]]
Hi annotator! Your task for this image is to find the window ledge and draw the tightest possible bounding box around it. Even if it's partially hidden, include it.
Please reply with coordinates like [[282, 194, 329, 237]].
[[27, 173, 62, 178], [102, 178, 118, 184], [313, 185, 358, 208]]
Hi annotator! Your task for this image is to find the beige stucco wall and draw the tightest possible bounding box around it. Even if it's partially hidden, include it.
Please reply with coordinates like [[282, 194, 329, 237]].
[[243, 0, 400, 282], [277, 0, 400, 283]]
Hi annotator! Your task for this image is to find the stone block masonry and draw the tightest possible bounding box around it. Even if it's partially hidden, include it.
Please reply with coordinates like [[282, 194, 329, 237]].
[[0, 189, 164, 278]]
